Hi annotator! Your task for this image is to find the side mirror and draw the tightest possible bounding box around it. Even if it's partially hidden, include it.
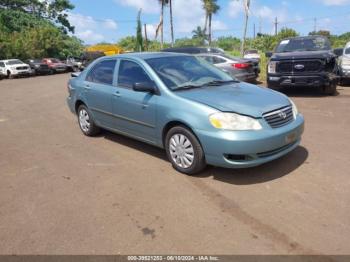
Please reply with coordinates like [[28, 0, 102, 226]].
[[265, 51, 273, 58], [71, 72, 80, 78], [333, 48, 344, 57], [133, 81, 157, 93]]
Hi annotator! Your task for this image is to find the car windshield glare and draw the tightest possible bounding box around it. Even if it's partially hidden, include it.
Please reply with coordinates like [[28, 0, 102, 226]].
[[275, 37, 331, 53], [146, 56, 233, 91], [6, 60, 23, 65]]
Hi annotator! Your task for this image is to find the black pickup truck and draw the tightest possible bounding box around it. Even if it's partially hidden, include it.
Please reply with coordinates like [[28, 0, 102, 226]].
[[266, 36, 339, 95]]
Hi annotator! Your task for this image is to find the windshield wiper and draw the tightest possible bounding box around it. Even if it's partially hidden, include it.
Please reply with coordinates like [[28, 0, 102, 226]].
[[173, 84, 203, 91], [203, 79, 240, 86]]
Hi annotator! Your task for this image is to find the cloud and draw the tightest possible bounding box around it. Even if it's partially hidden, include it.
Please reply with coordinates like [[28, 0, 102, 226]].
[[322, 0, 350, 5], [228, 0, 243, 18], [103, 19, 118, 30], [114, 0, 160, 14], [68, 13, 119, 43], [76, 30, 105, 43]]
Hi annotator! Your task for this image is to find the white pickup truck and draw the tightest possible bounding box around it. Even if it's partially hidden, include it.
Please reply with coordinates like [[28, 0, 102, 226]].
[[339, 42, 350, 84], [0, 59, 31, 78]]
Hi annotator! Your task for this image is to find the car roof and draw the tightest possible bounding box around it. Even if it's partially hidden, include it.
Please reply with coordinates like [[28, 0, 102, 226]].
[[0, 59, 22, 62], [104, 52, 190, 60], [281, 35, 328, 41]]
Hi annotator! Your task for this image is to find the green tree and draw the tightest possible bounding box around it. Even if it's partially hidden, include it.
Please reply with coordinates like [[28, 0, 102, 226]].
[[0, 0, 75, 32], [135, 9, 144, 52], [202, 0, 220, 44]]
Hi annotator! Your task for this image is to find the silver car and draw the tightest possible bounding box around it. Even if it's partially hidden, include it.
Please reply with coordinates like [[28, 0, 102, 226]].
[[196, 53, 259, 83]]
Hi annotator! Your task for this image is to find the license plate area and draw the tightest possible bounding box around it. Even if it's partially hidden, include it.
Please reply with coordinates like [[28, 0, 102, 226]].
[[285, 132, 297, 143]]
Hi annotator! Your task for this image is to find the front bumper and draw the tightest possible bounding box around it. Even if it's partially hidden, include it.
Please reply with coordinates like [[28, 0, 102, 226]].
[[340, 66, 350, 79], [195, 115, 304, 168], [267, 73, 337, 88], [11, 70, 31, 76]]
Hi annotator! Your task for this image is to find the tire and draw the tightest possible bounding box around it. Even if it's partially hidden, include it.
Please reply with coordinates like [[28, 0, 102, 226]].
[[7, 70, 13, 79], [165, 126, 206, 175], [323, 81, 337, 96], [77, 105, 100, 136]]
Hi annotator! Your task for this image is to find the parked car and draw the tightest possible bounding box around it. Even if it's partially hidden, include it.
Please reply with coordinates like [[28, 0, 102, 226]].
[[67, 53, 304, 175], [0, 59, 31, 78], [196, 53, 259, 83], [162, 46, 225, 54], [27, 59, 51, 75], [66, 57, 83, 72], [244, 49, 261, 61], [80, 51, 105, 70], [266, 35, 339, 95], [338, 41, 350, 85], [42, 58, 68, 74]]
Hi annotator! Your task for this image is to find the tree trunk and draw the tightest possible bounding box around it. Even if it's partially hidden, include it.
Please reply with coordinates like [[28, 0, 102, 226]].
[[160, 1, 164, 49], [240, 12, 248, 56], [203, 12, 208, 35], [169, 0, 174, 47], [208, 13, 212, 45]]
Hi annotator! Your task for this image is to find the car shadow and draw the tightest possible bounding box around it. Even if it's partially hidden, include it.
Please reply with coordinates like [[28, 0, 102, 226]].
[[100, 130, 308, 185], [277, 86, 340, 98], [196, 146, 308, 185]]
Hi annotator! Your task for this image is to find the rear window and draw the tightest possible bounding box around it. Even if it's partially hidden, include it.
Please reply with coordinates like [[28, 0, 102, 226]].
[[86, 59, 116, 85]]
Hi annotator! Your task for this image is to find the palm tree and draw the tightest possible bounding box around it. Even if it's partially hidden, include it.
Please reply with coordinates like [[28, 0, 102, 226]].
[[169, 0, 174, 47], [202, 0, 220, 45], [156, 0, 166, 48], [192, 26, 208, 45]]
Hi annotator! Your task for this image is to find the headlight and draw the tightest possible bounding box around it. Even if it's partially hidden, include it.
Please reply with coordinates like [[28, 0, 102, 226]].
[[268, 61, 277, 73], [209, 112, 262, 131], [289, 99, 298, 119]]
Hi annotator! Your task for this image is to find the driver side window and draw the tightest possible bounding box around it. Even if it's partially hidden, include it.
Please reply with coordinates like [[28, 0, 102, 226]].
[[118, 60, 152, 89]]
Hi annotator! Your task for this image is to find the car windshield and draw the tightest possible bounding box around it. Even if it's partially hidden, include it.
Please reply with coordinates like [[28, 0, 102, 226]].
[[6, 60, 23, 65], [50, 59, 61, 63], [345, 47, 350, 55], [146, 56, 233, 91], [275, 37, 331, 53]]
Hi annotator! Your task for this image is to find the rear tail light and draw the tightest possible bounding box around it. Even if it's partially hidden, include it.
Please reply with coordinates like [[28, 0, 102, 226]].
[[232, 63, 250, 69]]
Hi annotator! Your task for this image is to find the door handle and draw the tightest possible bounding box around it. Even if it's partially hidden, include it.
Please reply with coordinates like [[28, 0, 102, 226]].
[[114, 91, 121, 97], [84, 84, 90, 90]]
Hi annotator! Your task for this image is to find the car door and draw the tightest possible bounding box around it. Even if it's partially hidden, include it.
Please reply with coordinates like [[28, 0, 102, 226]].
[[112, 59, 157, 143], [0, 62, 5, 76], [83, 59, 117, 128]]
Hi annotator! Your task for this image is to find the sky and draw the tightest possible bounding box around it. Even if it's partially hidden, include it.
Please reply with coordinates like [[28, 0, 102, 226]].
[[67, 0, 350, 44]]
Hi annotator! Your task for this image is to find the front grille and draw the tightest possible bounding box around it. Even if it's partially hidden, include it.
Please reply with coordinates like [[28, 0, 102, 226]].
[[277, 60, 322, 73], [257, 141, 297, 158], [263, 106, 294, 128], [40, 64, 49, 69], [16, 66, 29, 70]]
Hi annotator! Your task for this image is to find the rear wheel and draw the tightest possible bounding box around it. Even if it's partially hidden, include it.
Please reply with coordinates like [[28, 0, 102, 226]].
[[323, 81, 337, 96], [77, 105, 100, 136], [165, 126, 206, 175]]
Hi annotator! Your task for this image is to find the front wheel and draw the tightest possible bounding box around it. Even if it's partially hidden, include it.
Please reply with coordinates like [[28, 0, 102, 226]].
[[77, 105, 100, 136], [165, 126, 206, 175], [323, 81, 337, 96]]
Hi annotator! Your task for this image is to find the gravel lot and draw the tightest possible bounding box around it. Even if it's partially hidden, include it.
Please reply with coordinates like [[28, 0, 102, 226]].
[[0, 74, 349, 255]]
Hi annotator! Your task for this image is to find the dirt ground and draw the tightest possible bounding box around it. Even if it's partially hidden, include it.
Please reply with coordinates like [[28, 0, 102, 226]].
[[0, 74, 349, 255]]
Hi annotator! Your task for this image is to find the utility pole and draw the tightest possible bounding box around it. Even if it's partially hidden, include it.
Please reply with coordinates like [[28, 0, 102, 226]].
[[253, 23, 256, 39], [314, 18, 317, 33], [274, 17, 278, 35], [144, 24, 148, 51]]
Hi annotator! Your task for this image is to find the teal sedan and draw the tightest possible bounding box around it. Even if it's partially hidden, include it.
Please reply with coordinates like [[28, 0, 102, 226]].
[[67, 52, 304, 175]]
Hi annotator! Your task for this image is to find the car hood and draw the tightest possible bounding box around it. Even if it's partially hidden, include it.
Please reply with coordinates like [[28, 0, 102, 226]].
[[271, 50, 335, 60], [175, 83, 290, 117]]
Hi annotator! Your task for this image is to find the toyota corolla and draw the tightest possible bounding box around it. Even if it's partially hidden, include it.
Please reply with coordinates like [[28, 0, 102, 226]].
[[67, 52, 304, 175]]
